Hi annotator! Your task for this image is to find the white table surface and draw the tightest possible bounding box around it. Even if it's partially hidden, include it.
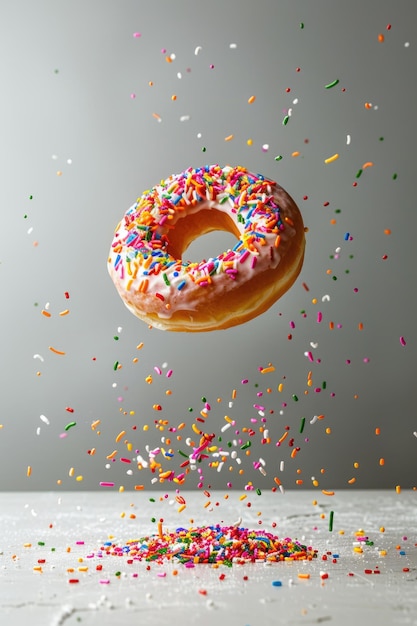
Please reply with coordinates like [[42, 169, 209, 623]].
[[1, 490, 416, 626]]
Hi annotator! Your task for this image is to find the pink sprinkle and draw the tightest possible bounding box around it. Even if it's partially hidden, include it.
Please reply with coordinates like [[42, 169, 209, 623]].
[[154, 366, 162, 375], [133, 32, 141, 38], [400, 336, 406, 346], [317, 311, 323, 323], [99, 482, 115, 488], [100, 579, 111, 584], [289, 320, 295, 329], [166, 369, 173, 378]]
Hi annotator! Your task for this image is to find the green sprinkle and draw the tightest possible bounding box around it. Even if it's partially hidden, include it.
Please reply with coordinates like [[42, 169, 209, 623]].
[[201, 397, 207, 403], [24, 214, 28, 218], [163, 273, 170, 286], [256, 488, 262, 496], [149, 498, 156, 502], [113, 336, 119, 340], [38, 541, 45, 546], [178, 450, 189, 458], [329, 510, 334, 532], [275, 155, 283, 161], [325, 79, 339, 89], [299, 417, 305, 433], [332, 276, 338, 281], [356, 169, 363, 178], [300, 22, 304, 29], [64, 421, 76, 431], [113, 361, 119, 370], [115, 571, 121, 577], [322, 381, 327, 390], [151, 517, 156, 523], [335, 209, 341, 213], [202, 146, 206, 152], [29, 195, 33, 200], [188, 407, 193, 412], [379, 136, 384, 141], [282, 115, 289, 126], [292, 394, 299, 402], [240, 441, 251, 450], [392, 173, 397, 180]]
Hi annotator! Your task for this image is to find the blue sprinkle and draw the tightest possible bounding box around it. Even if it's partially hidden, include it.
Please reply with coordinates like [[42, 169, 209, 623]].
[[272, 580, 282, 587], [177, 280, 186, 290], [344, 232, 350, 240]]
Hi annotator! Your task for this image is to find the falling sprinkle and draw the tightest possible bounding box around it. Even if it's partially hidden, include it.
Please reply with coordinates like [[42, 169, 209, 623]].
[[324, 154, 339, 164], [325, 79, 339, 89]]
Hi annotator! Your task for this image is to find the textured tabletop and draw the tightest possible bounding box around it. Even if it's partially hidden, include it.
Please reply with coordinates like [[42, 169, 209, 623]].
[[0, 490, 416, 625]]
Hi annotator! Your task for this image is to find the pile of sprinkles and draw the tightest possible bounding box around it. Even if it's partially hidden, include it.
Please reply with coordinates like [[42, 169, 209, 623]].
[[100, 524, 315, 566]]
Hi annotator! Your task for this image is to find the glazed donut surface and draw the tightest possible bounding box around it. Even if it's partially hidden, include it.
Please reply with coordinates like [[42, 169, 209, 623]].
[[108, 165, 305, 331]]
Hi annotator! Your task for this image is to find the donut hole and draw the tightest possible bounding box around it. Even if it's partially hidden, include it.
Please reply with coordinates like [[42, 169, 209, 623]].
[[166, 208, 241, 262]]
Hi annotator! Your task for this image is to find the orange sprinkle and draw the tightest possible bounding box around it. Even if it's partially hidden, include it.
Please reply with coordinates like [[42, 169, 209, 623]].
[[362, 161, 374, 169], [375, 427, 381, 435], [347, 477, 356, 484], [379, 458, 385, 466], [224, 134, 234, 142], [134, 484, 145, 490], [291, 151, 300, 157], [378, 33, 385, 42], [115, 430, 126, 443], [41, 310, 51, 318], [364, 102, 372, 109], [322, 490, 335, 496], [298, 573, 310, 579], [247, 95, 256, 104], [49, 346, 66, 355], [59, 309, 70, 316], [106, 450, 118, 460], [27, 466, 32, 477], [384, 228, 391, 235], [358, 322, 364, 330]]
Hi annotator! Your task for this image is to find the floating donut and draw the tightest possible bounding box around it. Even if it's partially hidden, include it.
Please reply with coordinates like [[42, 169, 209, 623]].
[[108, 165, 306, 331]]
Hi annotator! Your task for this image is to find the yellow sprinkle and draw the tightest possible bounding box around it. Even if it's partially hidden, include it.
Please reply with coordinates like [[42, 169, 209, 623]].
[[177, 504, 186, 513], [76, 475, 83, 482], [379, 549, 387, 556], [59, 309, 70, 316], [395, 485, 401, 494], [224, 134, 234, 142], [69, 467, 75, 477], [247, 138, 253, 146], [33, 566, 43, 572], [260, 366, 275, 374], [324, 153, 339, 164], [137, 342, 144, 350], [239, 494, 247, 501], [27, 466, 32, 477]]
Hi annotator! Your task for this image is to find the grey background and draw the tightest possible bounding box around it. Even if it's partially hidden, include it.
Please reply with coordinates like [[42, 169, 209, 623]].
[[0, 0, 415, 491]]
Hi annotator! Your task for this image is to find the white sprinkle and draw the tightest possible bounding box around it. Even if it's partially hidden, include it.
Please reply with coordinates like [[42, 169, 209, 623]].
[[310, 342, 319, 349], [194, 46, 202, 55], [40, 414, 50, 425], [170, 53, 176, 60], [52, 154, 58, 160], [117, 326, 122, 333], [126, 469, 133, 475], [217, 461, 224, 472], [229, 43, 237, 49], [36, 427, 41, 436], [404, 41, 410, 47], [413, 431, 417, 438], [346, 134, 351, 145], [279, 484, 285, 494], [322, 294, 331, 302], [280, 461, 285, 471], [197, 132, 202, 138], [27, 227, 33, 234], [45, 302, 50, 310], [292, 98, 299, 104], [310, 415, 318, 425], [180, 115, 191, 122], [66, 159, 72, 165], [33, 354, 44, 362], [177, 72, 182, 79], [262, 144, 269, 152], [221, 423, 231, 432], [287, 108, 293, 117]]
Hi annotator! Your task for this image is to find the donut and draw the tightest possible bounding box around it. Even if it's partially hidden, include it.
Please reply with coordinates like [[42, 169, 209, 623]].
[[108, 165, 306, 332]]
